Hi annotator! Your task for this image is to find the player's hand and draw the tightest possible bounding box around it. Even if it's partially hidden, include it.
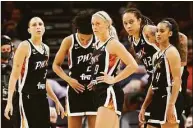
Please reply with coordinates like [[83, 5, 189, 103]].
[[166, 104, 176, 123], [87, 80, 97, 91], [4, 102, 13, 120], [138, 108, 146, 123], [96, 72, 115, 84], [55, 101, 65, 119], [50, 107, 57, 123], [68, 78, 85, 93]]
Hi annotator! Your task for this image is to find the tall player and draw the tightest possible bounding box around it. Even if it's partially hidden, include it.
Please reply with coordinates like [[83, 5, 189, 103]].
[[122, 8, 188, 126], [4, 17, 64, 128], [90, 11, 138, 128], [139, 18, 183, 128], [122, 8, 188, 88], [52, 10, 96, 128]]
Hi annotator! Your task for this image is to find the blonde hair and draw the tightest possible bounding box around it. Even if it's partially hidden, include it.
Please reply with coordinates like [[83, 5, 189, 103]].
[[93, 11, 119, 40]]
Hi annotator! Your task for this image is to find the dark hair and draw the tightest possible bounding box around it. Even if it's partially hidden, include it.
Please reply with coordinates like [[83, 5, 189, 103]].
[[72, 10, 93, 34], [1, 35, 14, 55], [161, 18, 180, 52], [122, 8, 154, 34], [1, 35, 12, 46]]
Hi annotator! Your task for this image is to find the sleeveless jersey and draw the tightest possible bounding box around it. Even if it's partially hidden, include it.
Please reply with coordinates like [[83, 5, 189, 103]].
[[19, 39, 49, 94], [68, 33, 96, 85], [131, 28, 159, 74], [151, 45, 174, 92], [91, 37, 120, 87]]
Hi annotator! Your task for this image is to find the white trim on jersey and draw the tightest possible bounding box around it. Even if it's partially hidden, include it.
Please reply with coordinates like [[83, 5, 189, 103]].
[[164, 55, 172, 87], [28, 39, 44, 55], [18, 41, 31, 92], [132, 36, 140, 46], [108, 58, 120, 76], [75, 33, 93, 49], [96, 37, 111, 50], [18, 41, 31, 128], [104, 86, 121, 115], [148, 86, 180, 124], [19, 93, 29, 128], [85, 112, 97, 115], [142, 29, 160, 51], [68, 35, 74, 69], [66, 86, 97, 116], [104, 48, 109, 73]]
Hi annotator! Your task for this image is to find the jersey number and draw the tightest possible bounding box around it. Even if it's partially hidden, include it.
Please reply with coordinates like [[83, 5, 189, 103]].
[[94, 65, 99, 75], [143, 57, 152, 67], [155, 72, 161, 82]]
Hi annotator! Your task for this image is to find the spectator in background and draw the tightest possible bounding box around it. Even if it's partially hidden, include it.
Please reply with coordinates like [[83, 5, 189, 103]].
[[2, 20, 22, 50], [1, 35, 20, 128], [11, 8, 22, 25], [187, 34, 192, 95], [185, 115, 193, 128], [1, 1, 15, 24]]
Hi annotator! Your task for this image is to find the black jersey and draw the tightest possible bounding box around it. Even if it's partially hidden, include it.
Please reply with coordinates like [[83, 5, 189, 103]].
[[18, 39, 49, 94], [91, 37, 120, 87], [131, 29, 159, 74], [68, 33, 95, 85], [151, 45, 175, 92]]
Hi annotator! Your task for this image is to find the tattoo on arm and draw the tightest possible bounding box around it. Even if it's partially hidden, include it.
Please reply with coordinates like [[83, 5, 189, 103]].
[[179, 35, 188, 63]]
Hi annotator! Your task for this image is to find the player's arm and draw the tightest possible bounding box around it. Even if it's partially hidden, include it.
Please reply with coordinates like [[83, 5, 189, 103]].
[[143, 25, 160, 50], [178, 32, 188, 66], [46, 81, 64, 118], [166, 47, 181, 107], [109, 40, 138, 83], [5, 41, 29, 119], [52, 36, 84, 93], [52, 36, 72, 82]]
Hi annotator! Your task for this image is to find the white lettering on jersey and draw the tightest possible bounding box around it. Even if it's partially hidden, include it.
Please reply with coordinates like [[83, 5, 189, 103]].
[[37, 82, 46, 89], [80, 74, 91, 80], [35, 60, 48, 70], [87, 66, 91, 72], [77, 53, 92, 64]]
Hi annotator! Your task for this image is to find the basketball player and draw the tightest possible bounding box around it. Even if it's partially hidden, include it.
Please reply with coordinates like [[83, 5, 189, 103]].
[[139, 18, 183, 128], [52, 10, 96, 128], [4, 17, 64, 128], [90, 11, 138, 128], [122, 8, 188, 127]]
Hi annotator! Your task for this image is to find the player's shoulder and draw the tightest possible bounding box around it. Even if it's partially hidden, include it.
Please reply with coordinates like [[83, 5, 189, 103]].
[[18, 40, 30, 49]]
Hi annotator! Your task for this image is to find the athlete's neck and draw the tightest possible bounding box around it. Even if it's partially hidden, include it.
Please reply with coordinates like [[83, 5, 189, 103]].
[[31, 36, 42, 45], [160, 41, 170, 51], [98, 33, 110, 43], [133, 30, 140, 41]]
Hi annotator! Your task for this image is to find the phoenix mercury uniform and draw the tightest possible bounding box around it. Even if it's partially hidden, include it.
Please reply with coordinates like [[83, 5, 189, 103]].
[[131, 27, 159, 76], [18, 39, 50, 128], [130, 27, 159, 122], [66, 33, 97, 116], [148, 45, 183, 124], [91, 37, 124, 115]]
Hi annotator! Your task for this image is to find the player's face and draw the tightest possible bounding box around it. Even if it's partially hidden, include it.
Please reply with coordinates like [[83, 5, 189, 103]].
[[28, 18, 45, 37], [122, 12, 141, 36], [78, 33, 93, 45], [156, 23, 172, 44], [91, 15, 109, 37]]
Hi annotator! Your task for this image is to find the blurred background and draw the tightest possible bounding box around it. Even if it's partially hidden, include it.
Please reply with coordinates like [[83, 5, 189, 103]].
[[1, 1, 192, 128]]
